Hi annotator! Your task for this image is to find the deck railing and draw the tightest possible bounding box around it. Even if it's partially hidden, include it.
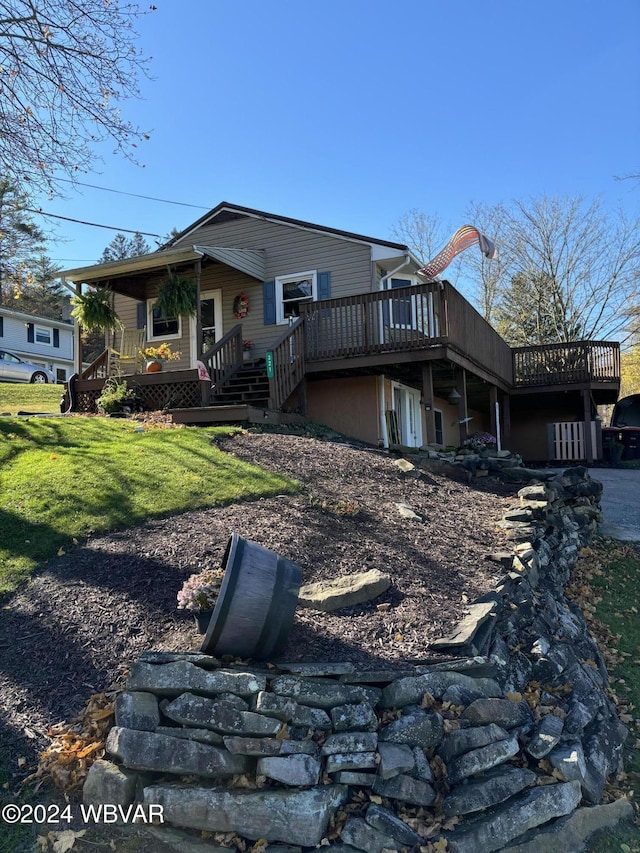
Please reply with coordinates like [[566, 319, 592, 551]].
[[301, 281, 447, 360], [203, 324, 243, 395], [443, 283, 514, 385], [267, 318, 306, 410], [512, 341, 620, 387]]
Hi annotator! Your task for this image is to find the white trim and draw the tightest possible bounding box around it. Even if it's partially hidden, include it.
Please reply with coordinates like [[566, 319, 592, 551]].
[[146, 300, 182, 342], [190, 288, 223, 366], [34, 325, 52, 346], [275, 270, 317, 325], [392, 381, 423, 448], [433, 408, 444, 446]]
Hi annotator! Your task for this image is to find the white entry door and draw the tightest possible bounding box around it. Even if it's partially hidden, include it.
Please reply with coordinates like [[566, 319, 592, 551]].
[[392, 384, 423, 447], [190, 289, 223, 365]]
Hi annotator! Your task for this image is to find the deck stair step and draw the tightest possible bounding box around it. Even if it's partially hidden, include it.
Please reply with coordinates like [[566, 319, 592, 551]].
[[212, 364, 269, 407]]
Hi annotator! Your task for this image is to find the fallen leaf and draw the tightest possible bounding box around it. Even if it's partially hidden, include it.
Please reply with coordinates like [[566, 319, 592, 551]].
[[51, 830, 86, 853]]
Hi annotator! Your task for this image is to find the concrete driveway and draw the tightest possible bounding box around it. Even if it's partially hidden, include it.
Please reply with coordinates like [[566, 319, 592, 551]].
[[588, 468, 640, 542]]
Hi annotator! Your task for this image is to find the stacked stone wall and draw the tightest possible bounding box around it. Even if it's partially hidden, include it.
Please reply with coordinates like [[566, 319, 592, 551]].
[[84, 466, 634, 851]]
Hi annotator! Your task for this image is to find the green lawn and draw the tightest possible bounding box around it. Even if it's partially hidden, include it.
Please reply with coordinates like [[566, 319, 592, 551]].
[[0, 415, 297, 595], [0, 383, 62, 416], [583, 540, 640, 850]]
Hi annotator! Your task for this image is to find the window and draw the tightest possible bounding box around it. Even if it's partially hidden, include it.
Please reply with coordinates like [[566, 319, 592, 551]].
[[275, 271, 317, 324], [147, 302, 181, 341], [35, 326, 52, 345], [434, 409, 444, 445]]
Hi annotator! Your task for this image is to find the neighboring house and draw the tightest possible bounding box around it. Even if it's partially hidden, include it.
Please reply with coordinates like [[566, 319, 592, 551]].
[[0, 305, 74, 383], [60, 202, 620, 463]]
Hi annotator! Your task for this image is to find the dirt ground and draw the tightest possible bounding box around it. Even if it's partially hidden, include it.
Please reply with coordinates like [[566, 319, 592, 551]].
[[0, 429, 517, 784]]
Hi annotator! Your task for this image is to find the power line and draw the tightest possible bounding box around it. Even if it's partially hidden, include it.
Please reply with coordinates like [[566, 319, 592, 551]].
[[26, 208, 163, 238], [56, 177, 211, 210]]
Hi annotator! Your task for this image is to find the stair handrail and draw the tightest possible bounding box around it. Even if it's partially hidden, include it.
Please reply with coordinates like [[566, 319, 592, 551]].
[[202, 324, 243, 392], [267, 317, 306, 410], [80, 348, 111, 379]]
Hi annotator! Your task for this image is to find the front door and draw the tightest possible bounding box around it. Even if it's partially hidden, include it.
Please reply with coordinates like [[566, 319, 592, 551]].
[[392, 384, 423, 447], [190, 289, 223, 365]]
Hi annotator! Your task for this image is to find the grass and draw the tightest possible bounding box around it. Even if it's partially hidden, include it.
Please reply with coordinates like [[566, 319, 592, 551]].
[[0, 383, 62, 416], [0, 415, 297, 595], [573, 540, 640, 851]]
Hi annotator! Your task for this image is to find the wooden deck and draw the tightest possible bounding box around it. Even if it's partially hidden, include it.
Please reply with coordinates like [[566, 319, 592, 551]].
[[69, 283, 621, 421], [168, 405, 308, 426]]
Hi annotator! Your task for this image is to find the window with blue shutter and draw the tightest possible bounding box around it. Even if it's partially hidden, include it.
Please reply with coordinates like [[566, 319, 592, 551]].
[[263, 280, 276, 325], [318, 271, 331, 301], [53, 328, 60, 348], [27, 323, 34, 343], [0, 316, 3, 336], [136, 302, 146, 330]]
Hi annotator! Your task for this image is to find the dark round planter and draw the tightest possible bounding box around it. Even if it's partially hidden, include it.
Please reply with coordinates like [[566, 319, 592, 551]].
[[201, 533, 301, 660]]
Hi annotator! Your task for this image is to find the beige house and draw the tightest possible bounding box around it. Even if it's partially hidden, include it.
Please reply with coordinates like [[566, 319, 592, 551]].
[[61, 202, 620, 463]]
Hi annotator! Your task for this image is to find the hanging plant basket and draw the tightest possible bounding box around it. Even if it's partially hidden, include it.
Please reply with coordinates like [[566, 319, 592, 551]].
[[233, 293, 250, 319], [154, 269, 197, 319], [71, 288, 121, 331]]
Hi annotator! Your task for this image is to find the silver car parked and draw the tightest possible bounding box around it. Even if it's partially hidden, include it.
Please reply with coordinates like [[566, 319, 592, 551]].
[[0, 349, 56, 383]]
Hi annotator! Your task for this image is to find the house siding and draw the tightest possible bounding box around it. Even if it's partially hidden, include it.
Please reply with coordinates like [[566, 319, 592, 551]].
[[0, 308, 74, 380], [175, 217, 374, 300], [307, 376, 382, 446]]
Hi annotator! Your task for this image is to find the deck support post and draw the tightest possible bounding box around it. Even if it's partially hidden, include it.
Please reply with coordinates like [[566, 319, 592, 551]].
[[582, 389, 594, 464], [421, 363, 436, 446], [455, 367, 468, 446], [502, 394, 511, 446], [489, 385, 498, 438], [194, 258, 202, 368]]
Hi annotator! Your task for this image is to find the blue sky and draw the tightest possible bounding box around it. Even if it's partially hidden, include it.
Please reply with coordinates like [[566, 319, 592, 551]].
[[39, 0, 640, 268]]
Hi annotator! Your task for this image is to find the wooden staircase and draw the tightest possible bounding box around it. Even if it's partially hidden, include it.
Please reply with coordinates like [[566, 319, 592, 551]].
[[211, 363, 270, 408]]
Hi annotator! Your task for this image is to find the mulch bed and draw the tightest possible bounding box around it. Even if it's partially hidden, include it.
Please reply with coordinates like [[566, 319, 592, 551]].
[[0, 428, 517, 782]]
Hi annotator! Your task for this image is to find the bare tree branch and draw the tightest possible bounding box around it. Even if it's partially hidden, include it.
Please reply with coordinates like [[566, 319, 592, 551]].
[[0, 0, 154, 192]]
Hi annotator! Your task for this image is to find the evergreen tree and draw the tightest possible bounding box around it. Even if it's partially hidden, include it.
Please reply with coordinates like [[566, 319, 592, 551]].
[[99, 232, 150, 263], [0, 180, 45, 304]]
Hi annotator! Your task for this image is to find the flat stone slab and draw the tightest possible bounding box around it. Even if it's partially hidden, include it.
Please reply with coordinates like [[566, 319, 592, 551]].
[[142, 784, 348, 847], [443, 766, 536, 816], [163, 693, 282, 737], [378, 710, 444, 749], [447, 735, 520, 784], [380, 670, 502, 708], [106, 727, 249, 778], [444, 780, 582, 853], [430, 601, 498, 651], [271, 675, 381, 709], [257, 754, 322, 786], [372, 773, 436, 807], [127, 661, 265, 697], [298, 569, 391, 612]]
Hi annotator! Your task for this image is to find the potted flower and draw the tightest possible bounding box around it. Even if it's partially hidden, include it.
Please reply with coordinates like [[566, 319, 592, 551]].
[[177, 568, 226, 633], [140, 342, 181, 373], [462, 431, 498, 456], [242, 339, 254, 362]]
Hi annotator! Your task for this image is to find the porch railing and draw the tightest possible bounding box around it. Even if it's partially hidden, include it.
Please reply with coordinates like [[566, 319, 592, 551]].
[[301, 281, 447, 360], [203, 323, 243, 396], [267, 318, 306, 411], [513, 341, 620, 387]]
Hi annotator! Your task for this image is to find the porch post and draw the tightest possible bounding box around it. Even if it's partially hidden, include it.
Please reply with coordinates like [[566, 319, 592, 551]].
[[455, 367, 468, 446], [194, 259, 202, 367], [502, 394, 511, 447], [73, 280, 82, 374], [582, 389, 594, 464], [489, 385, 498, 437], [421, 363, 436, 445]]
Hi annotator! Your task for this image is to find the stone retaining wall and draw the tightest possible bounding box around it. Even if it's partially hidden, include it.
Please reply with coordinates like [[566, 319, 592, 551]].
[[84, 466, 634, 852]]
